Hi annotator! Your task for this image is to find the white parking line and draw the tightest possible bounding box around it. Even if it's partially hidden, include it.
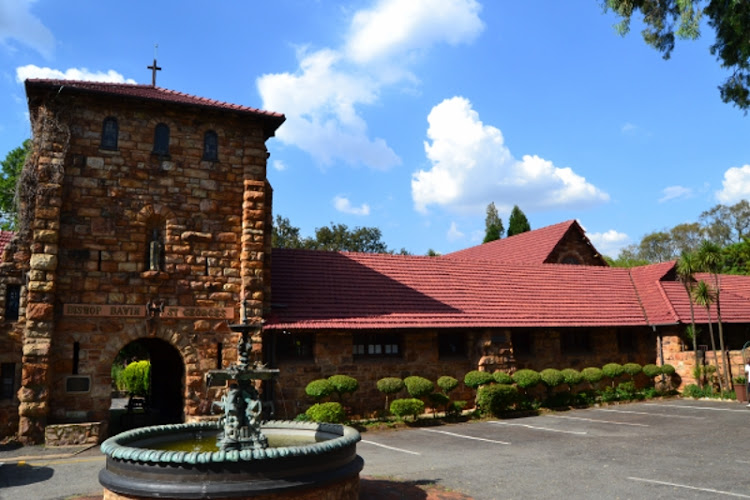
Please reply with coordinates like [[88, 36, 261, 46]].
[[644, 403, 750, 413], [547, 415, 649, 427], [629, 477, 750, 498], [489, 420, 587, 435], [594, 408, 704, 419], [420, 428, 510, 445], [361, 439, 421, 455]]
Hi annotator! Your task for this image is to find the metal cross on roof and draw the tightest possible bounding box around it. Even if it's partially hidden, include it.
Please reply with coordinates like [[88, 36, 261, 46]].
[[148, 44, 161, 86]]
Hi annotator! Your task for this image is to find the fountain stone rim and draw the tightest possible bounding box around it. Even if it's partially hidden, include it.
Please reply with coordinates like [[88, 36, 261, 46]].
[[100, 420, 361, 465]]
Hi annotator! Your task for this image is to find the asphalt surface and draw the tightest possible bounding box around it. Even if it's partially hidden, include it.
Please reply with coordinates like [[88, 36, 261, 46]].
[[1, 398, 749, 499]]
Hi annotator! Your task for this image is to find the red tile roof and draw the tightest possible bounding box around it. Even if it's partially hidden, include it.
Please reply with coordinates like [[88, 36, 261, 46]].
[[24, 79, 285, 135], [266, 249, 648, 330], [443, 220, 600, 264], [267, 250, 750, 331]]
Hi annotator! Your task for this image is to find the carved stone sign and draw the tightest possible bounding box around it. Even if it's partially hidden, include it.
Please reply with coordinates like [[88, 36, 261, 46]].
[[62, 304, 234, 320]]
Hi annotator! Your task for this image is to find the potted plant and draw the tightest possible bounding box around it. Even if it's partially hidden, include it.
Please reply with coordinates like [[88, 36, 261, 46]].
[[734, 376, 748, 403]]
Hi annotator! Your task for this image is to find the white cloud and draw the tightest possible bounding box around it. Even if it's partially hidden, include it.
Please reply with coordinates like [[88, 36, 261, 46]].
[[716, 165, 750, 204], [621, 122, 637, 134], [659, 185, 692, 203], [16, 65, 136, 84], [0, 0, 55, 59], [272, 160, 287, 172], [411, 96, 609, 214], [333, 195, 370, 216], [257, 0, 483, 170], [346, 0, 483, 64], [446, 221, 464, 241], [587, 229, 630, 258]]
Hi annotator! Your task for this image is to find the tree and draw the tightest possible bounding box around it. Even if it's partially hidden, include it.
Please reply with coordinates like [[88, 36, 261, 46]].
[[0, 140, 30, 231], [692, 280, 723, 392], [700, 200, 750, 247], [309, 223, 389, 253], [676, 251, 701, 386], [272, 215, 304, 249], [507, 205, 531, 237], [603, 0, 750, 110], [698, 240, 729, 390], [670, 222, 704, 255], [638, 231, 676, 262], [483, 202, 503, 243]]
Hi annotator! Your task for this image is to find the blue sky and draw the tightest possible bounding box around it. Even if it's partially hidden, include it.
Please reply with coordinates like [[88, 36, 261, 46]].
[[1, 1, 749, 257]]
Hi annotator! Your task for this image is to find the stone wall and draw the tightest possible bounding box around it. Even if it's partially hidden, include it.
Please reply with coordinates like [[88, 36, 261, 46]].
[[7, 87, 274, 442]]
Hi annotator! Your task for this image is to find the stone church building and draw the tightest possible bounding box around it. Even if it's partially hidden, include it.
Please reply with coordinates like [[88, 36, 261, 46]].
[[2, 79, 750, 444]]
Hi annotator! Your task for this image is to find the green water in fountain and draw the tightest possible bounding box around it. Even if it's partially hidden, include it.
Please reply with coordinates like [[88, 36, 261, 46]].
[[148, 433, 319, 453]]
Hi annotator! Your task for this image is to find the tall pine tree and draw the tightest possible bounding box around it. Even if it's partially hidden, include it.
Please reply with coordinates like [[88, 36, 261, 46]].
[[507, 205, 531, 237], [483, 202, 503, 243]]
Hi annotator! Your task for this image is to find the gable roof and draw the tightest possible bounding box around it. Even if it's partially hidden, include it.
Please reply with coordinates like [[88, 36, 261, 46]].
[[24, 79, 285, 138], [267, 249, 750, 332], [266, 249, 647, 330], [443, 220, 606, 265]]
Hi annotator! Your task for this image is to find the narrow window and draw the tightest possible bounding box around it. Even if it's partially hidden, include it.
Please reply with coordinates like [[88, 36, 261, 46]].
[[152, 123, 170, 156], [216, 342, 223, 369], [101, 116, 119, 150], [1, 363, 15, 399], [5, 285, 20, 321], [353, 333, 401, 358], [73, 342, 80, 375], [203, 130, 218, 161], [146, 227, 165, 272], [438, 333, 467, 359], [277, 332, 313, 361]]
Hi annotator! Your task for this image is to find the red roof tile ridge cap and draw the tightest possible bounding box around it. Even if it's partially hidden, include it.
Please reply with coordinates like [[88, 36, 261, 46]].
[[629, 266, 680, 325]]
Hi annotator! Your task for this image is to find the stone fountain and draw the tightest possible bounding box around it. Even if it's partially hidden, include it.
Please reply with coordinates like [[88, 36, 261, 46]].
[[98, 302, 363, 499]]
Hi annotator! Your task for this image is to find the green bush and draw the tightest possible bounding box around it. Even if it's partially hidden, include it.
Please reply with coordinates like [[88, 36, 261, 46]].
[[661, 364, 676, 376], [615, 381, 637, 400], [492, 371, 513, 385], [561, 368, 583, 386], [477, 384, 519, 416], [540, 368, 565, 388], [581, 367, 604, 383], [376, 377, 404, 394], [305, 379, 334, 401], [428, 392, 450, 415], [512, 369, 541, 388], [642, 364, 661, 378], [464, 370, 494, 389], [120, 360, 150, 396], [602, 363, 625, 380], [622, 363, 642, 377], [682, 383, 703, 398], [328, 374, 359, 399], [437, 376, 459, 394], [294, 412, 311, 422], [404, 376, 434, 399], [390, 398, 425, 421], [600, 386, 618, 403], [446, 400, 467, 417], [305, 402, 346, 423]]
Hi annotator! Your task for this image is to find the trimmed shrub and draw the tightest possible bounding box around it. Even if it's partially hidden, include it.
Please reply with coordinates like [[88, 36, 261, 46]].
[[642, 364, 661, 378], [464, 370, 494, 389], [305, 402, 346, 423], [561, 368, 583, 386], [616, 381, 637, 400], [305, 379, 334, 401], [540, 368, 565, 388], [682, 384, 702, 398], [581, 367, 604, 384], [428, 392, 450, 416], [602, 363, 625, 380], [492, 371, 513, 385], [328, 374, 359, 399], [376, 377, 404, 411], [404, 376, 434, 399], [622, 363, 642, 377], [512, 369, 541, 389], [437, 376, 459, 394], [120, 360, 150, 396], [661, 364, 676, 376], [446, 400, 467, 417], [390, 398, 425, 421], [477, 384, 519, 416]]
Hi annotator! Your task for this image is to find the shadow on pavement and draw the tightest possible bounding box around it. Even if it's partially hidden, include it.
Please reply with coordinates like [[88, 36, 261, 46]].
[[0, 464, 54, 487], [360, 477, 473, 499]]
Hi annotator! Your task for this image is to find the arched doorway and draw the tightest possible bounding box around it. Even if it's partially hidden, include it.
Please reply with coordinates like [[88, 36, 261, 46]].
[[111, 338, 184, 431]]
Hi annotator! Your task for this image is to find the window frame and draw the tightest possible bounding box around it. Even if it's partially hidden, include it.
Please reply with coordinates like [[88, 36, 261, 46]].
[[276, 332, 314, 361], [5, 284, 20, 322], [1, 363, 15, 400], [152, 123, 170, 156], [353, 333, 402, 358], [438, 332, 468, 359], [560, 330, 593, 354], [203, 130, 219, 161], [100, 116, 119, 151]]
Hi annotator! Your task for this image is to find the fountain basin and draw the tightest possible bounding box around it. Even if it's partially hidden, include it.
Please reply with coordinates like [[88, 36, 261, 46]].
[[99, 420, 363, 499]]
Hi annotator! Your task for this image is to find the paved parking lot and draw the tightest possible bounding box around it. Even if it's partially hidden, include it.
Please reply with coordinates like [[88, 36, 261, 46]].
[[2, 399, 749, 499], [358, 399, 750, 499]]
